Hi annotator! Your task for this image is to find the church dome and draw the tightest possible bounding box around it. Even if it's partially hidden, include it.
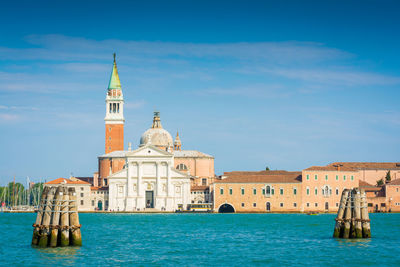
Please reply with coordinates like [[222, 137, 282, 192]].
[[139, 112, 173, 150]]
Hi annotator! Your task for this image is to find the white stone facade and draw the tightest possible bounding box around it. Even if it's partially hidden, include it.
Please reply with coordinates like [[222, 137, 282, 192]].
[[108, 145, 191, 211]]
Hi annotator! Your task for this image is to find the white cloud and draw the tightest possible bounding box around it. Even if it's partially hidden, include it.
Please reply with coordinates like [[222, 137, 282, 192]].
[[125, 100, 146, 109], [0, 113, 20, 122]]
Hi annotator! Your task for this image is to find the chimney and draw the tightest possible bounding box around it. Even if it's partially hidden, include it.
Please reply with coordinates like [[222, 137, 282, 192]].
[[93, 172, 99, 187]]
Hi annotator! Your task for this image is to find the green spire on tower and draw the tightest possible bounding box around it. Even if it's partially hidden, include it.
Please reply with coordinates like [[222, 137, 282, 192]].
[[108, 53, 122, 90]]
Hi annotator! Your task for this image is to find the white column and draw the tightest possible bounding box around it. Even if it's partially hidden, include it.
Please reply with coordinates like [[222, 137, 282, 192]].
[[127, 161, 132, 197], [138, 162, 143, 197], [156, 162, 161, 196], [167, 163, 171, 197]]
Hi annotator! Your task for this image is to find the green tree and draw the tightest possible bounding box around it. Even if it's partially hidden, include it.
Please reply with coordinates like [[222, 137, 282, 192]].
[[385, 171, 391, 183], [376, 179, 384, 186], [265, 166, 270, 171]]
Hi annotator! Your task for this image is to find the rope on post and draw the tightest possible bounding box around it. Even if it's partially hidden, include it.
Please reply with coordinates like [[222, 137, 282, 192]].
[[31, 185, 83, 248], [333, 187, 371, 239]]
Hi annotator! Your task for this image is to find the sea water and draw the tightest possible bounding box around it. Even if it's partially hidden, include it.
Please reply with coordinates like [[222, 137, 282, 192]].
[[1, 213, 399, 266]]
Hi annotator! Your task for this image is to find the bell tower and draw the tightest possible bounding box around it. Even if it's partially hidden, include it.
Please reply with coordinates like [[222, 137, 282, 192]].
[[104, 53, 124, 154]]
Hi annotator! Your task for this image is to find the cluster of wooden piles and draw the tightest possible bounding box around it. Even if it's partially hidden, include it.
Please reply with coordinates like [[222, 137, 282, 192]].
[[333, 188, 371, 239], [32, 186, 82, 247]]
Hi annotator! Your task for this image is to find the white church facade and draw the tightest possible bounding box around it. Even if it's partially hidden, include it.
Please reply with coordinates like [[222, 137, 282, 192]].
[[108, 145, 191, 211]]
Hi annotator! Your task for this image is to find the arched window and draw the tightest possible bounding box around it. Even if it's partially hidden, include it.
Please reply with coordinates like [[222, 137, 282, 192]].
[[109, 103, 112, 113], [176, 163, 188, 171], [113, 103, 116, 113], [117, 103, 120, 113], [266, 186, 271, 195], [325, 186, 329, 196]]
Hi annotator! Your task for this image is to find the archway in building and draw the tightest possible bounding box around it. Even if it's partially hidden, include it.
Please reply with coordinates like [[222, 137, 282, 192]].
[[325, 202, 329, 211], [98, 200, 103, 211], [266, 202, 271, 211], [218, 203, 235, 213]]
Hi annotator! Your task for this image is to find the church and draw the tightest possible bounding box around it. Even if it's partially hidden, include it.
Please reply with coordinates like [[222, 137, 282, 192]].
[[97, 55, 215, 211]]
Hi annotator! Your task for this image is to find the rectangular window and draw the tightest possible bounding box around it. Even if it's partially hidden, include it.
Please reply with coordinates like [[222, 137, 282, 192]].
[[294, 202, 297, 207], [307, 188, 310, 195], [315, 175, 318, 180], [351, 175, 354, 181], [202, 178, 207, 186], [253, 188, 257, 195], [307, 203, 310, 207], [280, 188, 284, 195], [262, 188, 266, 195], [229, 188, 233, 195], [241, 188, 245, 195], [105, 200, 108, 206], [336, 175, 338, 181], [104, 179, 108, 186], [336, 188, 339, 195], [81, 187, 84, 191], [315, 188, 318, 195], [271, 188, 275, 195], [253, 203, 256, 207], [306, 174, 309, 180], [315, 203, 318, 207], [220, 188, 224, 195], [280, 203, 283, 207], [397, 188, 399, 192], [336, 203, 339, 207], [241, 203, 245, 207], [80, 193, 84, 197], [344, 175, 346, 181], [325, 175, 328, 181], [293, 188, 297, 195], [91, 200, 94, 206], [80, 200, 84, 205]]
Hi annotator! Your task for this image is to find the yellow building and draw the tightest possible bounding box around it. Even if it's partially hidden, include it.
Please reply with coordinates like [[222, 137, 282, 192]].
[[213, 171, 302, 212]]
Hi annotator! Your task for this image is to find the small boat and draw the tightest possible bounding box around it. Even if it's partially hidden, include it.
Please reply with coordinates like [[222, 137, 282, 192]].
[[307, 212, 319, 215]]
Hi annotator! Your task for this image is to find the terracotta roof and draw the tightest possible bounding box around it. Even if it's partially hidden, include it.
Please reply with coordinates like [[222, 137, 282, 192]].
[[359, 180, 374, 187], [91, 186, 109, 191], [223, 170, 294, 176], [363, 186, 382, 192], [191, 185, 209, 191], [304, 165, 357, 171], [215, 172, 302, 184], [173, 150, 213, 158], [329, 162, 400, 170], [45, 178, 91, 185], [387, 179, 400, 186]]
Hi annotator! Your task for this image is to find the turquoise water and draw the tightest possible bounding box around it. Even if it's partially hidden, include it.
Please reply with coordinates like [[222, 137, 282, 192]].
[[1, 213, 400, 266]]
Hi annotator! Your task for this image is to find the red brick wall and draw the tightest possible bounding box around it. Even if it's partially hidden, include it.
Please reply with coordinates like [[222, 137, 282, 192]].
[[105, 124, 124, 154], [98, 158, 125, 179]]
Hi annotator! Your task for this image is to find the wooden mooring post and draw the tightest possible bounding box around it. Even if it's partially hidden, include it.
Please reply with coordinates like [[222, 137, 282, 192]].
[[333, 187, 371, 239], [31, 185, 82, 247]]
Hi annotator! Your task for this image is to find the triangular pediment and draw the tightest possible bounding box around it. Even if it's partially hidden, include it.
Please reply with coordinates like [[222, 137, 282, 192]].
[[126, 144, 172, 157], [108, 168, 127, 179], [170, 167, 190, 178]]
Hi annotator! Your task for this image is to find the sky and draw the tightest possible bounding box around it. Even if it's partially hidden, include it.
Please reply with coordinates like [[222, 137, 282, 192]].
[[0, 0, 399, 185]]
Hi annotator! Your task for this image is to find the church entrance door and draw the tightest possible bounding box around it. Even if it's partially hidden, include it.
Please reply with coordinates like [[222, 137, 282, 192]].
[[145, 191, 154, 208], [98, 200, 103, 211]]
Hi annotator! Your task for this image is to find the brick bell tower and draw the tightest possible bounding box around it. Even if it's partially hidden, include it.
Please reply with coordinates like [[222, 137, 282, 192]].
[[104, 53, 124, 154]]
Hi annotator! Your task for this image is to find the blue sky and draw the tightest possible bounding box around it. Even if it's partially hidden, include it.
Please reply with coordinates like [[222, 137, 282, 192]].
[[0, 0, 399, 185]]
